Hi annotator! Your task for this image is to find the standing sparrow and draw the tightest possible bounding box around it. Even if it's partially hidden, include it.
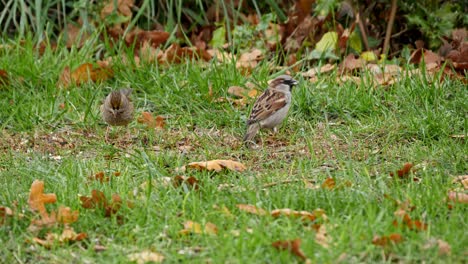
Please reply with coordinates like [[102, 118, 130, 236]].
[[243, 75, 298, 143], [101, 89, 134, 138]]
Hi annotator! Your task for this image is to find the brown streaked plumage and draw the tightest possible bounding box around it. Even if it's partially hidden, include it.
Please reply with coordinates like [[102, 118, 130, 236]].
[[101, 89, 134, 127], [243, 75, 298, 143]]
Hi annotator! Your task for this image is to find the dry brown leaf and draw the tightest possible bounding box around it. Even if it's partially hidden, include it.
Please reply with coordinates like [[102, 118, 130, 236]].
[[179, 221, 217, 235], [372, 233, 403, 247], [390, 163, 419, 181], [272, 238, 307, 261], [28, 180, 57, 218], [271, 208, 326, 222], [137, 112, 165, 129], [341, 53, 365, 72], [0, 69, 9, 86], [79, 190, 128, 218], [58, 63, 113, 88], [236, 48, 263, 71], [437, 239, 451, 255], [56, 206, 78, 224], [64, 23, 90, 48], [409, 48, 442, 65], [0, 206, 13, 225], [452, 175, 468, 190], [173, 175, 200, 190], [236, 204, 267, 216], [183, 160, 246, 172], [321, 178, 336, 189], [101, 0, 134, 19], [88, 171, 109, 183], [315, 224, 330, 248], [127, 250, 165, 264], [33, 226, 87, 248], [126, 29, 170, 49], [447, 191, 468, 204], [393, 213, 427, 231], [302, 63, 336, 78]]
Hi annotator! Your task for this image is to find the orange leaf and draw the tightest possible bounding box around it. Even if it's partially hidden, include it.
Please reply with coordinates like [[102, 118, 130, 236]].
[[0, 69, 9, 86], [372, 233, 403, 247], [88, 171, 109, 183], [58, 63, 113, 88], [390, 163, 414, 178], [271, 208, 326, 222], [272, 238, 307, 261], [57, 206, 79, 224], [173, 175, 200, 190], [0, 206, 13, 225], [236, 204, 267, 216], [447, 191, 468, 204], [184, 160, 246, 172], [180, 220, 217, 235], [137, 112, 165, 129], [28, 180, 57, 218], [80, 189, 107, 209], [321, 178, 336, 189]]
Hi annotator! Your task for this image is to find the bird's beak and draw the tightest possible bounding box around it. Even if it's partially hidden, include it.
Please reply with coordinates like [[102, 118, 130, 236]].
[[290, 79, 298, 86]]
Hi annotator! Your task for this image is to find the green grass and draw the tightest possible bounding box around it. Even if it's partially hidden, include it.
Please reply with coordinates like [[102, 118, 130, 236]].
[[0, 38, 467, 263]]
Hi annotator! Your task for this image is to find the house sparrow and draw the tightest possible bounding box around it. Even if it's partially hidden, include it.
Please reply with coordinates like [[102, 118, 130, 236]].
[[101, 89, 134, 135], [243, 75, 298, 143]]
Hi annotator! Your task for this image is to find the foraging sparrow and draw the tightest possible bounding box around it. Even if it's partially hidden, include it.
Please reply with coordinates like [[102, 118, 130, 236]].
[[101, 89, 134, 127], [243, 75, 298, 143]]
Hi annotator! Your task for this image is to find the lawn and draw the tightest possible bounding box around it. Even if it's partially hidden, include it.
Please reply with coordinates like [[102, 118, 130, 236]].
[[0, 40, 467, 263]]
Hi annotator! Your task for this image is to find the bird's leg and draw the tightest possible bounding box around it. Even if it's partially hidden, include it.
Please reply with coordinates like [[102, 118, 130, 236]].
[[105, 126, 111, 143]]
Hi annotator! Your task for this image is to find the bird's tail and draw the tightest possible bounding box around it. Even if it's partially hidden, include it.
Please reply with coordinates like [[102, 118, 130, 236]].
[[243, 123, 260, 143]]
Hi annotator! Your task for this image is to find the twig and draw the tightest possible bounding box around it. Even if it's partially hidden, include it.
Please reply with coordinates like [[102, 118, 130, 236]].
[[356, 12, 370, 51], [262, 179, 313, 188], [383, 0, 398, 56]]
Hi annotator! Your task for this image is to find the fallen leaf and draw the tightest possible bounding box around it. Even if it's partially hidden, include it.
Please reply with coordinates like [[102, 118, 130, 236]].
[[33, 226, 87, 248], [28, 180, 57, 219], [101, 0, 134, 19], [272, 238, 307, 260], [372, 233, 403, 247], [172, 175, 200, 190], [393, 213, 427, 231], [390, 163, 416, 179], [179, 221, 217, 235], [315, 224, 330, 248], [0, 69, 9, 86], [452, 175, 468, 190], [447, 191, 468, 204], [236, 48, 263, 71], [183, 160, 246, 172], [437, 239, 451, 255], [80, 190, 129, 218], [56, 206, 79, 224], [58, 63, 113, 88], [341, 53, 365, 72], [236, 204, 267, 216], [0, 206, 13, 225], [127, 250, 165, 264], [88, 171, 109, 183], [271, 208, 326, 222], [137, 112, 165, 129], [321, 178, 336, 189]]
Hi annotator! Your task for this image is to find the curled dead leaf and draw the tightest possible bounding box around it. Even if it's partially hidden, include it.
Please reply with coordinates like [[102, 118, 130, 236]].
[[57, 206, 79, 224], [127, 250, 165, 264], [179, 220, 217, 235], [447, 191, 468, 204], [236, 204, 267, 216], [0, 206, 13, 225], [28, 180, 57, 218], [181, 160, 246, 173], [372, 233, 403, 247], [271, 208, 326, 222], [173, 175, 200, 190], [137, 112, 165, 129], [272, 238, 307, 261]]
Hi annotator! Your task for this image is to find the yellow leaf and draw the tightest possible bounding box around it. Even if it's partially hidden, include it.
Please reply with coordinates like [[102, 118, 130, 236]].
[[315, 32, 338, 52]]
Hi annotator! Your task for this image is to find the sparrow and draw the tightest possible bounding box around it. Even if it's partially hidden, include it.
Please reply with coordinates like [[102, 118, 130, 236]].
[[243, 75, 298, 143], [101, 89, 134, 139]]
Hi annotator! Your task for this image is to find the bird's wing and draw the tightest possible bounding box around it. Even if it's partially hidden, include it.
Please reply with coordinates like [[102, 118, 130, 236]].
[[247, 89, 287, 124]]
